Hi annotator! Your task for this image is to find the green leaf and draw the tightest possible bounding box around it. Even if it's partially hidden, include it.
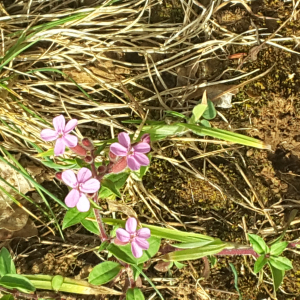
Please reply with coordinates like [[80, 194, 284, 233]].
[[254, 255, 268, 273], [269, 263, 284, 291], [179, 123, 271, 150], [270, 242, 288, 256], [166, 111, 186, 119], [51, 275, 64, 291], [88, 262, 122, 285], [35, 148, 54, 157], [98, 241, 109, 251], [94, 143, 107, 157], [0, 248, 16, 276], [99, 173, 129, 198], [200, 119, 211, 128], [126, 288, 145, 300], [175, 239, 219, 249], [162, 241, 226, 262], [62, 208, 90, 230], [269, 256, 293, 271], [101, 178, 121, 198], [202, 99, 217, 120], [0, 274, 35, 293], [41, 160, 77, 170], [107, 237, 161, 265], [142, 124, 184, 137], [248, 234, 269, 255], [75, 158, 85, 168], [174, 261, 186, 269], [229, 263, 242, 300], [81, 210, 100, 235], [189, 102, 207, 124], [0, 295, 14, 300], [107, 244, 136, 265]]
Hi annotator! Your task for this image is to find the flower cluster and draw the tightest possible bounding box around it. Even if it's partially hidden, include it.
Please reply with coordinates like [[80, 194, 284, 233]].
[[40, 115, 151, 213]]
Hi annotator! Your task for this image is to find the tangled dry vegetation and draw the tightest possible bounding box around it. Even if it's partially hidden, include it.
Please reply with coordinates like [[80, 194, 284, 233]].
[[1, 0, 300, 299]]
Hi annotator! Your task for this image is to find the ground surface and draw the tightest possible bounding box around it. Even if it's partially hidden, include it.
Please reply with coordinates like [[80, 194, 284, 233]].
[[1, 0, 300, 299]]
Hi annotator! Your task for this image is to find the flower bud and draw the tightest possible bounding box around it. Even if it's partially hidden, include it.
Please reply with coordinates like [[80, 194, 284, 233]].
[[70, 144, 87, 156], [109, 151, 118, 162], [108, 156, 127, 174], [84, 155, 93, 164], [55, 172, 62, 181], [140, 133, 150, 144], [98, 165, 107, 175], [82, 138, 94, 150]]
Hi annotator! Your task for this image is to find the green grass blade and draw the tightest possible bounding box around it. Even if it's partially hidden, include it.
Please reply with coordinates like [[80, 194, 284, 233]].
[[179, 123, 271, 149], [0, 40, 39, 71], [229, 263, 242, 300]]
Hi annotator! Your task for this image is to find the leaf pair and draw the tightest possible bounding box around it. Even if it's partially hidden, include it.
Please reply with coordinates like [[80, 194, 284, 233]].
[[189, 91, 216, 124], [248, 234, 292, 293]]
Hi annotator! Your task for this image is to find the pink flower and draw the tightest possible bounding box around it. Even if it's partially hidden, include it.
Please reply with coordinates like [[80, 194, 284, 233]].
[[110, 133, 150, 171], [62, 167, 100, 212], [40, 115, 78, 156], [116, 217, 151, 258]]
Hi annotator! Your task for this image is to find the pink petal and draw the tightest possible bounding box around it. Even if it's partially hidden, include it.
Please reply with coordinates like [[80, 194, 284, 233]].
[[127, 156, 140, 171], [140, 134, 150, 144], [40, 129, 58, 141], [116, 228, 131, 243], [65, 189, 80, 208], [54, 138, 66, 156], [53, 115, 65, 133], [76, 193, 90, 212], [137, 228, 151, 239], [77, 167, 92, 183], [131, 241, 143, 258], [133, 152, 149, 166], [126, 217, 137, 234], [118, 132, 131, 149], [80, 178, 100, 193], [110, 143, 128, 156], [64, 119, 78, 134], [62, 170, 78, 188], [133, 143, 150, 153], [62, 134, 78, 148], [135, 237, 149, 250], [114, 237, 129, 246]]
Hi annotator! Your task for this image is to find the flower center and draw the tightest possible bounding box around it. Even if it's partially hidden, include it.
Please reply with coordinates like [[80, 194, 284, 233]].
[[128, 147, 134, 156], [130, 232, 137, 242], [78, 183, 84, 191], [58, 131, 64, 138]]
